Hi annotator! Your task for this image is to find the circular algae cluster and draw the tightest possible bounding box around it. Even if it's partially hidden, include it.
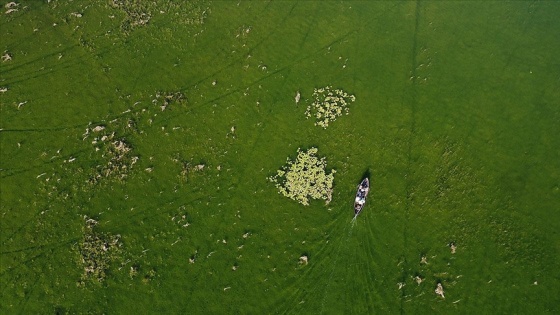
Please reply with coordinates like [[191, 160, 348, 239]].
[[305, 86, 356, 128], [269, 148, 336, 206]]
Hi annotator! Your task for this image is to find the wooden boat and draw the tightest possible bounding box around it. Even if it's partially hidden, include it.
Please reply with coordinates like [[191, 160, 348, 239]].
[[354, 178, 370, 216]]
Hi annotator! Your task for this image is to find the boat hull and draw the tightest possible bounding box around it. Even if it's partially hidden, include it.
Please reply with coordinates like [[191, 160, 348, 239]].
[[354, 178, 370, 216]]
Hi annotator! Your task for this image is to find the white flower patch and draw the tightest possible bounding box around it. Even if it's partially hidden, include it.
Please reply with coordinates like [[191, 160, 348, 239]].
[[305, 86, 356, 129], [269, 147, 335, 206]]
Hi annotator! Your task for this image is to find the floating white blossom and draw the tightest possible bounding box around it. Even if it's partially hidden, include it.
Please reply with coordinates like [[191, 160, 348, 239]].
[[305, 86, 356, 129], [269, 148, 335, 206]]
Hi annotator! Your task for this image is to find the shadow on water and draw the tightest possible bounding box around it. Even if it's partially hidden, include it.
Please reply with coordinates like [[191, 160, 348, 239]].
[[359, 169, 371, 184]]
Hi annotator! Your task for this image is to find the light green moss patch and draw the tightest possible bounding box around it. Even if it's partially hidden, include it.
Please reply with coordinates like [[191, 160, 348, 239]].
[[305, 86, 356, 128], [269, 148, 335, 206]]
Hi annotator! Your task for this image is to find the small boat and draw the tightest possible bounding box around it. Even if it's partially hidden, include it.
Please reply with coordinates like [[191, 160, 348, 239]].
[[354, 178, 370, 216]]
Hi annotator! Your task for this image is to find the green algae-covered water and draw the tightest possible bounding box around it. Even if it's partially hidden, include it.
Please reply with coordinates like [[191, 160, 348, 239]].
[[1, 1, 559, 313]]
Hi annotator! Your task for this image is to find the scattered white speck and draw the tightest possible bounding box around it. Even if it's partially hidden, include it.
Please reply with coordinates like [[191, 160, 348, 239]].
[[1, 53, 12, 62], [5, 2, 18, 9]]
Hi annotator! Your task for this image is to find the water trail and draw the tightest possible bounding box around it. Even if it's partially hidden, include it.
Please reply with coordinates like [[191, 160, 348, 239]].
[[351, 215, 357, 227], [320, 214, 358, 313]]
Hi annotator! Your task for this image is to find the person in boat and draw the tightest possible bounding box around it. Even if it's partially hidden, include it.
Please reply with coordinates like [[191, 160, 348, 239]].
[[356, 197, 365, 205], [358, 188, 365, 198]]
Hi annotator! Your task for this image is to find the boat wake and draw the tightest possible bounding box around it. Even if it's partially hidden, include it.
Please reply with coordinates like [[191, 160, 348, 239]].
[[319, 215, 357, 313], [349, 216, 357, 238]]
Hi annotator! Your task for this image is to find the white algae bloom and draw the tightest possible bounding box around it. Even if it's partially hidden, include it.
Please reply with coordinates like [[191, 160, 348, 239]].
[[269, 148, 335, 206], [305, 86, 355, 128]]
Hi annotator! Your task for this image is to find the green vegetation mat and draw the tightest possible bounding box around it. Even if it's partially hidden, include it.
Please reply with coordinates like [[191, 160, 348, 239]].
[[1, 1, 559, 314]]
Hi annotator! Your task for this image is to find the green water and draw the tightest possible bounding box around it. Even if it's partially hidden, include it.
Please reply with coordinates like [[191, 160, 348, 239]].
[[1, 1, 559, 314]]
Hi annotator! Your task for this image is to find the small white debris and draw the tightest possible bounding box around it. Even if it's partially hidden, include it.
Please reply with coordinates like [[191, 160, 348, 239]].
[[397, 282, 405, 290], [223, 286, 231, 291], [1, 53, 12, 62], [70, 12, 82, 18], [5, 8, 18, 14], [449, 242, 457, 254], [295, 90, 301, 104], [0, 87, 8, 93], [212, 80, 217, 86], [92, 125, 105, 132], [5, 2, 18, 9], [435, 283, 445, 298], [299, 255, 308, 265], [242, 232, 250, 239]]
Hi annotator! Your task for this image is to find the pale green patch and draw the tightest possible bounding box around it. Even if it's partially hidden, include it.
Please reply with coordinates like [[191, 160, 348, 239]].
[[305, 86, 356, 128], [88, 130, 138, 185], [76, 217, 122, 286], [269, 148, 335, 206], [108, 0, 211, 34]]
